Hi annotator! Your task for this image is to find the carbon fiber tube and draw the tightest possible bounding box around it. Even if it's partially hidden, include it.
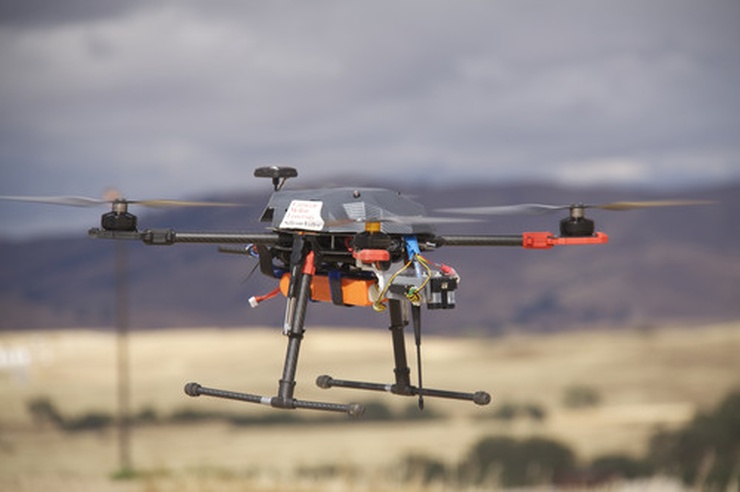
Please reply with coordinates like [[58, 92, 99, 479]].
[[184, 382, 365, 416], [317, 375, 491, 406], [317, 375, 392, 393], [184, 382, 269, 405], [170, 232, 279, 244], [89, 228, 279, 245], [292, 399, 365, 416], [434, 234, 523, 247]]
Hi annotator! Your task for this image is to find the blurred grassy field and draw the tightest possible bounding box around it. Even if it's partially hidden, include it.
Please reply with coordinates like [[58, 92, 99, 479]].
[[1, 321, 739, 491]]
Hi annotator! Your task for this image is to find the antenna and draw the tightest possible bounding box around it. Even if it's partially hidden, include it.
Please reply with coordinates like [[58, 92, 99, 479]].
[[254, 166, 298, 191]]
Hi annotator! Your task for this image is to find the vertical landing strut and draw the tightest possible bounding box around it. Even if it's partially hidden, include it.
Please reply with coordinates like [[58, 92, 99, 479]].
[[184, 236, 364, 416]]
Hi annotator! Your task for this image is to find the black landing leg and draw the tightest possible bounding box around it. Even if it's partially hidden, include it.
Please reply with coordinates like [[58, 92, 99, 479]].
[[316, 299, 492, 407], [184, 246, 364, 417]]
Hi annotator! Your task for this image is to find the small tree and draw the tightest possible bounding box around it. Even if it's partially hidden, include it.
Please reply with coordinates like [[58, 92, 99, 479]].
[[400, 454, 447, 485], [491, 402, 519, 421], [523, 402, 548, 422], [648, 389, 740, 490], [563, 385, 602, 409], [461, 435, 576, 487], [589, 454, 653, 479], [27, 397, 64, 428]]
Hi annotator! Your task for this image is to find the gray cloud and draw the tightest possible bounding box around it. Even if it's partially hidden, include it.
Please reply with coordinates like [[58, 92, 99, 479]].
[[1, 0, 739, 236], [0, 0, 153, 27]]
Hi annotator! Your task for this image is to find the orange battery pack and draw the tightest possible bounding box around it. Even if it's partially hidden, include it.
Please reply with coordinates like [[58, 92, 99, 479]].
[[280, 273, 376, 307]]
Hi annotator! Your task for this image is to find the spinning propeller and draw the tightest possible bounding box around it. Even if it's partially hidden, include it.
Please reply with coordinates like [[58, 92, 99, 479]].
[[438, 199, 712, 215], [0, 191, 242, 232], [439, 199, 712, 237]]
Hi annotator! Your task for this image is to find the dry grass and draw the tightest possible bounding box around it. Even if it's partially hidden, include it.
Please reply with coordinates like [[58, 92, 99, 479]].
[[1, 321, 739, 491]]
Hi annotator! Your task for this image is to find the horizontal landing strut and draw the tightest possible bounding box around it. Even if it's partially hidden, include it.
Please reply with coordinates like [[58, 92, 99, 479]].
[[184, 382, 365, 416], [315, 375, 491, 406]]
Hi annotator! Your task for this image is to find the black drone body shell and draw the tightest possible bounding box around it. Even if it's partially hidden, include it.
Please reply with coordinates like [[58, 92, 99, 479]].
[[259, 187, 436, 235]]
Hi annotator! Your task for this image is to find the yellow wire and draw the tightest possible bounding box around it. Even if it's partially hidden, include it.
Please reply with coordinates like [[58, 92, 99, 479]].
[[373, 254, 434, 311], [373, 259, 412, 312], [406, 255, 432, 303]]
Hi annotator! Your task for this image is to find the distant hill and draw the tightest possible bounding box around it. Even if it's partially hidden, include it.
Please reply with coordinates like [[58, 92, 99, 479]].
[[1, 181, 738, 333]]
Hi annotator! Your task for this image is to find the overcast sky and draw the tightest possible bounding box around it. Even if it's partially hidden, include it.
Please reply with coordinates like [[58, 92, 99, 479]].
[[1, 1, 739, 237]]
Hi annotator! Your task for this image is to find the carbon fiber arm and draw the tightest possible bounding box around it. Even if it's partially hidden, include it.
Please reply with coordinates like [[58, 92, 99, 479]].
[[88, 228, 279, 246], [432, 234, 524, 247], [433, 232, 608, 249]]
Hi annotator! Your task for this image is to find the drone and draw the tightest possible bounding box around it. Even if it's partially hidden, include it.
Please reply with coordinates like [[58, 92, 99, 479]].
[[1, 167, 706, 416]]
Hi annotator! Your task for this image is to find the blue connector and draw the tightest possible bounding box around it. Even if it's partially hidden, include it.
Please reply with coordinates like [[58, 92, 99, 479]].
[[404, 235, 421, 261]]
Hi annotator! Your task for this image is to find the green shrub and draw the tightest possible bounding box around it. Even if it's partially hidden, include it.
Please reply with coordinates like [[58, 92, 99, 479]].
[[648, 389, 740, 490], [26, 396, 113, 432], [522, 402, 548, 422], [492, 402, 519, 420], [589, 454, 653, 479], [295, 463, 357, 480], [27, 397, 64, 428], [359, 400, 394, 421], [400, 454, 447, 485], [399, 402, 439, 420], [461, 435, 576, 487], [63, 411, 113, 431], [486, 401, 548, 422], [228, 411, 303, 426], [134, 406, 159, 424], [562, 385, 602, 408], [169, 407, 221, 422]]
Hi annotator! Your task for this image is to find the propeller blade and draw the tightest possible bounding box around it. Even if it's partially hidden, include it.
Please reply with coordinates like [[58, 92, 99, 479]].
[[384, 215, 480, 225], [439, 199, 713, 216], [437, 203, 569, 215], [324, 215, 480, 228], [588, 199, 714, 211], [130, 199, 243, 208], [0, 195, 243, 208], [0, 195, 107, 207]]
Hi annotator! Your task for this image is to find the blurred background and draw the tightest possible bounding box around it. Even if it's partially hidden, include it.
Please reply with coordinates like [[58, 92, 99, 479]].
[[1, 1, 738, 490]]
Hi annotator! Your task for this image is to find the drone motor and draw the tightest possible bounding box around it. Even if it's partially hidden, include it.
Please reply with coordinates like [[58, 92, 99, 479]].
[[101, 200, 138, 232], [559, 204, 595, 237]]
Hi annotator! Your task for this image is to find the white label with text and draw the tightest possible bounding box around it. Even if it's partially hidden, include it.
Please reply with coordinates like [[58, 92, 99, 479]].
[[280, 200, 325, 231]]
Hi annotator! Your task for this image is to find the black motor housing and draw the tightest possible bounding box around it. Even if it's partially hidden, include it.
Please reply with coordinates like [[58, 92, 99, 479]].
[[559, 216, 595, 237], [101, 211, 137, 231]]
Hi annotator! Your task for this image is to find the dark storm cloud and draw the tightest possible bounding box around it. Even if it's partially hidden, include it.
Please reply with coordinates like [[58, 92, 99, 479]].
[[0, 0, 153, 27], [1, 1, 739, 236]]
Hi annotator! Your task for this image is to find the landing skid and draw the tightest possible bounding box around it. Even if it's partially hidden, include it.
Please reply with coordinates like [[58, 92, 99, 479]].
[[315, 375, 491, 406], [184, 381, 364, 416]]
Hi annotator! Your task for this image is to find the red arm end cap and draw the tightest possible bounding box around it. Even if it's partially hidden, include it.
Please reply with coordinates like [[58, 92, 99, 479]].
[[523, 232, 609, 249]]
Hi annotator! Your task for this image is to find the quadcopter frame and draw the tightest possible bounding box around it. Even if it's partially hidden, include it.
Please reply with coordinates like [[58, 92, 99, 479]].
[[3, 167, 712, 419]]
